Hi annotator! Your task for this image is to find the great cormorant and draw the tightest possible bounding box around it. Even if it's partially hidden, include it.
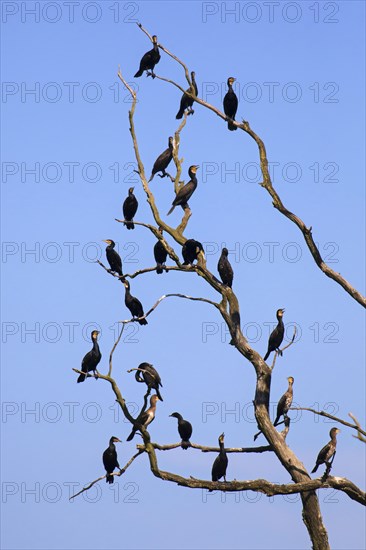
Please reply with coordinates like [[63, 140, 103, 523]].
[[182, 239, 204, 265], [134, 35, 160, 78], [123, 187, 138, 230], [274, 376, 294, 426], [135, 362, 163, 401], [167, 165, 199, 215], [263, 309, 285, 361], [170, 412, 193, 449], [149, 137, 174, 182], [154, 228, 168, 274], [126, 395, 160, 441], [218, 247, 233, 287], [211, 433, 228, 482], [122, 280, 148, 325], [102, 436, 122, 484], [223, 77, 238, 131], [176, 71, 198, 119], [103, 239, 123, 278], [312, 427, 340, 474], [77, 330, 101, 383]]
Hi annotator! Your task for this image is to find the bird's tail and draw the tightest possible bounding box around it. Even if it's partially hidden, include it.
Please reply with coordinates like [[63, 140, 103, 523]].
[[125, 221, 135, 230], [148, 173, 154, 183], [311, 464, 319, 473], [156, 263, 163, 274], [138, 318, 148, 326], [176, 109, 184, 119], [155, 388, 163, 401], [134, 69, 143, 78], [106, 474, 114, 484], [263, 350, 270, 361], [181, 440, 191, 450], [228, 121, 237, 131], [167, 205, 175, 216], [273, 416, 280, 427], [77, 373, 86, 383], [126, 429, 136, 442]]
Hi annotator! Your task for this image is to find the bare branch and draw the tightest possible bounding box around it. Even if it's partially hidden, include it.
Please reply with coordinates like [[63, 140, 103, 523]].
[[108, 324, 125, 377], [118, 292, 222, 325], [69, 450, 144, 500], [291, 407, 366, 437], [142, 441, 365, 505], [137, 441, 272, 453]]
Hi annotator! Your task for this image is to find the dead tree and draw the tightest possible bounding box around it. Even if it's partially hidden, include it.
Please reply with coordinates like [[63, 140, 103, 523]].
[[71, 24, 366, 550]]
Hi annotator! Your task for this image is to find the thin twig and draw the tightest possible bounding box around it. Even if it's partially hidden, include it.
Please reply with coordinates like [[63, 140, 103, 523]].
[[108, 324, 125, 377], [290, 408, 366, 437], [118, 292, 221, 325], [349, 413, 366, 442], [271, 326, 297, 370], [69, 450, 144, 500]]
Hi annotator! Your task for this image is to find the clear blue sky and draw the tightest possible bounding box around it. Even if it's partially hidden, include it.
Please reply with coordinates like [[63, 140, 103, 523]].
[[1, 1, 365, 549]]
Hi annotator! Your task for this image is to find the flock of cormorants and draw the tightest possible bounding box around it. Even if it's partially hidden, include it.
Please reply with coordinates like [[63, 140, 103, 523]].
[[77, 35, 339, 485]]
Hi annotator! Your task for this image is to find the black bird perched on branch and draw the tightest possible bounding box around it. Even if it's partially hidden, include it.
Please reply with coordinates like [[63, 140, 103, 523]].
[[126, 395, 160, 441], [176, 71, 198, 119], [77, 330, 101, 383], [122, 280, 148, 325], [274, 376, 294, 426], [182, 239, 204, 265], [167, 165, 199, 215], [211, 433, 228, 483], [123, 187, 138, 230], [102, 436, 122, 484], [223, 77, 238, 131], [103, 239, 123, 278], [135, 362, 163, 401], [154, 228, 168, 274], [218, 247, 234, 287], [263, 308, 285, 361], [134, 35, 160, 78], [170, 412, 193, 449], [149, 137, 174, 182], [311, 427, 340, 475]]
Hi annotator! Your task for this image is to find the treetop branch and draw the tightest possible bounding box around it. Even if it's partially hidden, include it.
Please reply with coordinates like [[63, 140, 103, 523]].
[[133, 24, 365, 308]]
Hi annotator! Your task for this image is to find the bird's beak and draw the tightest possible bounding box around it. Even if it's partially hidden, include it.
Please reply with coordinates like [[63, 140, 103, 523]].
[[116, 438, 122, 443], [194, 165, 200, 170], [102, 240, 109, 243]]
